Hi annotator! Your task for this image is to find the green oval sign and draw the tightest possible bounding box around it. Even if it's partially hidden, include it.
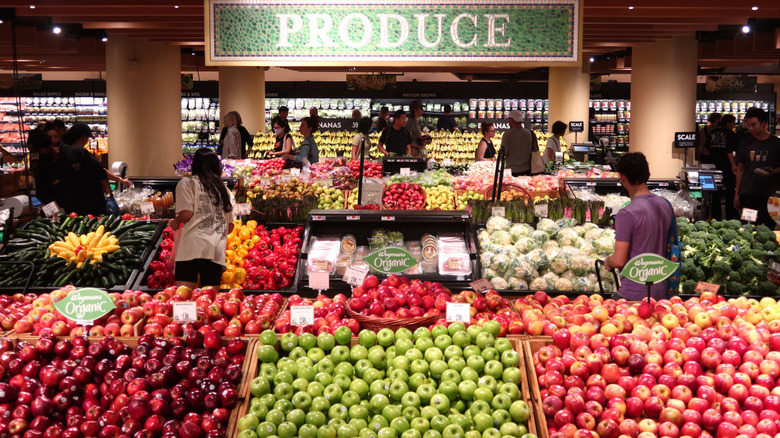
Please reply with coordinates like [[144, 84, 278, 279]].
[[53, 288, 116, 324], [363, 247, 418, 274], [621, 253, 679, 285]]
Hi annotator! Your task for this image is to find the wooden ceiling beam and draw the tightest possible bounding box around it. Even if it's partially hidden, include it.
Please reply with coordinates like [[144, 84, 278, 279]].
[[7, 0, 200, 7], [584, 0, 777, 9], [584, 17, 747, 25]]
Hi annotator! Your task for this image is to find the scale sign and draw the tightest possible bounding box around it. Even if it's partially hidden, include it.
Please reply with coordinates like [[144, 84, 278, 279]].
[[674, 132, 698, 148], [173, 302, 197, 323], [621, 253, 679, 285], [569, 121, 584, 132], [363, 247, 417, 274], [53, 288, 116, 325]]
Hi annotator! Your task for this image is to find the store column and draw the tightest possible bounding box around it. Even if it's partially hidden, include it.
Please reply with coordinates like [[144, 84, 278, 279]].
[[106, 34, 182, 177], [548, 60, 591, 147], [219, 67, 266, 138], [630, 36, 698, 178]]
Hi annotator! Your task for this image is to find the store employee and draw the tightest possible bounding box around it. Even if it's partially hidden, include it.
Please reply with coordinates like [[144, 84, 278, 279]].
[[376, 109, 412, 156]]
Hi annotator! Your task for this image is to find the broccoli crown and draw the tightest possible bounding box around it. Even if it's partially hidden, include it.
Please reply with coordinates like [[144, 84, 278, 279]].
[[710, 220, 724, 230], [723, 220, 742, 231], [726, 252, 743, 270], [726, 282, 744, 295], [741, 262, 765, 282], [720, 229, 739, 244], [755, 229, 776, 245], [728, 271, 742, 283], [764, 240, 779, 251], [741, 224, 755, 234], [682, 279, 698, 294], [694, 221, 710, 232], [756, 280, 778, 296]]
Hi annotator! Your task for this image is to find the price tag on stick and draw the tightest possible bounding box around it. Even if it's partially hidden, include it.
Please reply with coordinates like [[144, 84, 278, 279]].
[[42, 202, 61, 218], [534, 204, 548, 218], [469, 278, 494, 294], [446, 303, 471, 323], [139, 202, 155, 215], [290, 305, 314, 326], [694, 282, 721, 295], [741, 208, 758, 223], [491, 207, 506, 217], [308, 271, 330, 291], [173, 302, 197, 323], [343, 265, 369, 287], [400, 168, 411, 176], [236, 203, 251, 216]]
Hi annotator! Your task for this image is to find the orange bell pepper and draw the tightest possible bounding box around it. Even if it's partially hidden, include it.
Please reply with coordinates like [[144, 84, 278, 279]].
[[221, 271, 235, 284], [234, 268, 247, 284]]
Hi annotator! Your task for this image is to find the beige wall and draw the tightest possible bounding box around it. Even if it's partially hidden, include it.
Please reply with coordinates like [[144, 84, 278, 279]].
[[548, 61, 591, 145], [630, 36, 698, 178], [218, 67, 266, 137], [105, 35, 182, 177]]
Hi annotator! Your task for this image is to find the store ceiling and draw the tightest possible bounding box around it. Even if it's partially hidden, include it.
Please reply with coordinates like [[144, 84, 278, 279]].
[[0, 0, 778, 75]]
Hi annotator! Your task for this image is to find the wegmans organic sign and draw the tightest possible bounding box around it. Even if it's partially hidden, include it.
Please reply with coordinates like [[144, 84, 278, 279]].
[[53, 288, 116, 324], [206, 0, 581, 66], [363, 247, 418, 274], [621, 254, 679, 286]]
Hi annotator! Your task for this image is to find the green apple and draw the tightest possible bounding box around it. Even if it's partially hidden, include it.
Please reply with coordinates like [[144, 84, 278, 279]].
[[349, 379, 369, 399], [289, 346, 307, 361], [329, 403, 349, 421], [473, 387, 494, 403], [401, 430, 422, 438], [266, 409, 286, 426], [237, 430, 258, 438], [460, 367, 478, 383], [491, 409, 511, 427], [391, 417, 410, 435], [274, 382, 294, 400], [308, 381, 325, 397], [238, 413, 260, 432], [369, 394, 390, 415], [469, 400, 492, 417], [376, 328, 395, 347], [358, 330, 377, 348], [437, 381, 458, 403], [494, 338, 512, 354], [299, 424, 318, 438], [481, 428, 500, 438], [350, 345, 368, 363], [405, 348, 423, 362], [311, 396, 331, 413], [368, 347, 387, 370], [349, 404, 370, 421], [409, 417, 430, 435], [457, 380, 476, 401], [318, 333, 336, 351], [288, 408, 306, 427], [256, 421, 277, 438], [443, 345, 462, 362], [328, 418, 346, 428], [274, 399, 293, 414], [447, 322, 465, 337], [292, 391, 312, 410], [501, 350, 520, 368], [363, 368, 384, 385], [280, 332, 298, 351], [334, 374, 352, 391], [392, 355, 411, 372], [429, 360, 448, 379], [389, 368, 409, 383], [482, 320, 501, 338], [250, 376, 271, 397], [402, 406, 420, 423], [416, 384, 436, 405], [297, 356, 315, 369], [424, 348, 443, 363], [447, 357, 466, 373], [475, 332, 494, 350], [331, 346, 350, 365], [369, 415, 389, 431], [354, 359, 372, 378], [415, 338, 434, 353], [388, 380, 409, 402], [491, 394, 512, 411], [395, 339, 414, 356], [451, 331, 471, 349], [434, 335, 452, 351], [498, 383, 520, 401], [442, 424, 464, 438], [401, 391, 421, 410], [295, 374, 314, 390], [324, 384, 343, 403], [408, 372, 428, 391], [410, 359, 429, 375], [483, 360, 503, 381], [431, 325, 448, 339], [249, 403, 269, 420], [258, 393, 276, 409], [386, 346, 397, 363], [420, 405, 438, 421], [315, 372, 333, 387], [378, 427, 397, 438], [299, 333, 317, 351], [509, 400, 530, 423], [306, 410, 327, 427], [429, 414, 449, 433], [334, 361, 354, 378], [308, 347, 326, 364], [464, 431, 481, 438], [349, 419, 368, 433], [440, 369, 461, 385], [260, 329, 277, 346], [256, 345, 279, 364], [276, 421, 298, 438], [423, 428, 442, 438], [337, 423, 358, 438], [477, 375, 497, 393], [430, 393, 451, 414], [498, 422, 519, 438], [481, 348, 499, 363], [502, 367, 522, 385], [382, 404, 403, 424], [341, 390, 361, 408], [317, 424, 337, 438], [413, 327, 431, 341], [316, 358, 335, 375], [370, 379, 389, 397], [466, 356, 485, 373], [448, 414, 470, 432], [466, 325, 482, 343], [395, 327, 413, 341], [274, 370, 294, 386], [463, 345, 481, 359], [334, 326, 353, 346], [360, 430, 378, 438], [471, 410, 493, 433]]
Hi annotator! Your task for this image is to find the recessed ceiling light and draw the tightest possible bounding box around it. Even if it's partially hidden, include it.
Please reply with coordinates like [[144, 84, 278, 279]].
[[101, 36, 108, 42], [52, 26, 61, 34], [742, 24, 751, 33], [174, 5, 179, 8], [628, 6, 634, 10], [589, 57, 595, 62], [0, 19, 3, 24], [752, 6, 758, 10], [29, 5, 35, 8]]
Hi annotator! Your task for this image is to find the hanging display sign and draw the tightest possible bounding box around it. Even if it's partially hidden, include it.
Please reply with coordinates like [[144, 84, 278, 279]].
[[705, 75, 757, 93], [621, 253, 679, 285], [206, 0, 581, 66]]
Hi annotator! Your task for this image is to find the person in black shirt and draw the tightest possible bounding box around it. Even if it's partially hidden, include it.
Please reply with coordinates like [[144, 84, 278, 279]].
[[377, 110, 411, 156], [436, 104, 459, 132], [271, 106, 290, 134], [476, 123, 496, 161], [706, 114, 737, 220], [375, 106, 389, 132], [217, 111, 252, 158]]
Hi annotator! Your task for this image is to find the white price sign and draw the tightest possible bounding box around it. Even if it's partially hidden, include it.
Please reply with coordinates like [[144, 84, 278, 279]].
[[290, 168, 301, 176], [503, 169, 512, 178], [173, 302, 197, 323], [741, 208, 758, 223], [281, 175, 291, 183], [400, 168, 411, 176], [342, 265, 369, 287], [139, 202, 155, 215], [308, 271, 330, 291], [446, 303, 471, 323], [534, 204, 548, 218], [290, 305, 314, 326], [469, 278, 494, 294], [491, 207, 506, 217], [42, 202, 61, 218], [236, 203, 251, 216]]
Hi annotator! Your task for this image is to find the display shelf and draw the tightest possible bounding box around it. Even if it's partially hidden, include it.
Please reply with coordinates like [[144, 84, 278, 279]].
[[181, 96, 220, 149], [561, 177, 680, 196]]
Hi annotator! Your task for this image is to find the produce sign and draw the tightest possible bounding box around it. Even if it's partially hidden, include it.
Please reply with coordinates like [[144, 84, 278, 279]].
[[620, 253, 678, 285], [53, 287, 115, 325], [363, 247, 418, 274], [207, 0, 581, 65], [0, 215, 157, 288]]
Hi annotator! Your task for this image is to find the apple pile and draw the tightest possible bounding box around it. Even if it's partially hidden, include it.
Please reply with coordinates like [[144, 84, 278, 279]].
[[347, 160, 382, 179], [348, 275, 454, 320], [142, 286, 284, 337], [239, 324, 534, 438], [535, 295, 780, 438], [382, 183, 427, 210], [0, 330, 244, 438], [275, 293, 360, 336], [429, 290, 523, 337]]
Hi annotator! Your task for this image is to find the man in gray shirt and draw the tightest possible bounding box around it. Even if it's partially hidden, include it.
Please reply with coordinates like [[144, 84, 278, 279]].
[[501, 110, 535, 176]]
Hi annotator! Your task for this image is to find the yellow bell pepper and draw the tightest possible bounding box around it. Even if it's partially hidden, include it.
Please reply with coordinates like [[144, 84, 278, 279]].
[[242, 240, 255, 250], [239, 228, 252, 241], [234, 268, 247, 284], [221, 271, 235, 284], [246, 220, 258, 230]]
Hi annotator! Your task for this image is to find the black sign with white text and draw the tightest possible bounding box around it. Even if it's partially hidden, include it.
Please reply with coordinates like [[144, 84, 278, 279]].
[[569, 121, 584, 132], [674, 132, 698, 148]]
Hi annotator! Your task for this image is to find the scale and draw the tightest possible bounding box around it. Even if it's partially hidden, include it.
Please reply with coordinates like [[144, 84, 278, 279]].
[[570, 142, 620, 165], [680, 166, 723, 220]]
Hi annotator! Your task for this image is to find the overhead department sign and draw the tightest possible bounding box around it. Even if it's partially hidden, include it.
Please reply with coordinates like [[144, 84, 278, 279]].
[[206, 0, 581, 66]]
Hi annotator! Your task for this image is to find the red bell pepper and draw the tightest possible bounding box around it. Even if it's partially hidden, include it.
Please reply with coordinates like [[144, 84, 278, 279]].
[[160, 238, 174, 251]]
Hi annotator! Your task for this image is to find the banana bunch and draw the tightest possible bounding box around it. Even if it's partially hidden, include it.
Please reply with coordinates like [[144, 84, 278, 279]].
[[48, 225, 120, 268]]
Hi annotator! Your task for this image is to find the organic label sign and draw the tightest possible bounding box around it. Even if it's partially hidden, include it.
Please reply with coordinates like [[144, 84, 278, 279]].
[[207, 0, 581, 66], [621, 253, 679, 285], [363, 247, 418, 274], [53, 288, 116, 324]]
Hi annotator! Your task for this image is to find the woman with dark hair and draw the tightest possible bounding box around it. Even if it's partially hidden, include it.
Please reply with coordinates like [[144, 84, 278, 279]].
[[544, 121, 567, 164], [351, 117, 373, 161], [171, 148, 235, 288], [282, 117, 319, 166], [475, 123, 496, 161]]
